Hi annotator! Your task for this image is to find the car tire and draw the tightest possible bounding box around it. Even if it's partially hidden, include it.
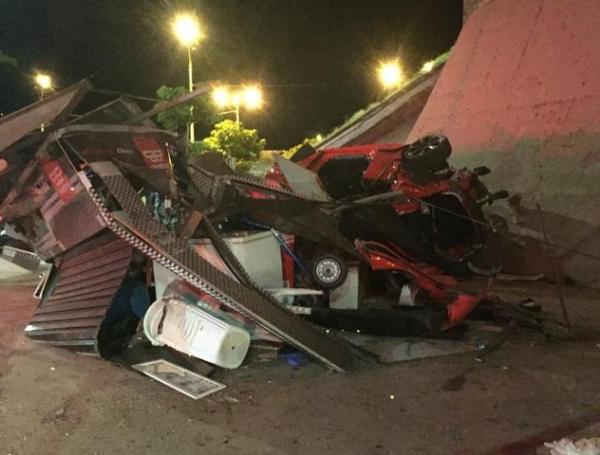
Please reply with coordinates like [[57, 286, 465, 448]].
[[310, 253, 348, 290], [403, 134, 451, 164], [402, 135, 452, 183]]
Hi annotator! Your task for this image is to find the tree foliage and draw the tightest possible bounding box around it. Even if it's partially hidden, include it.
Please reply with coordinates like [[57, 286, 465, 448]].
[[0, 51, 17, 67], [154, 85, 218, 135], [200, 119, 266, 170]]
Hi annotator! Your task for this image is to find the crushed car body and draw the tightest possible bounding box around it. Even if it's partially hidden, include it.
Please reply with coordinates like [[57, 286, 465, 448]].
[[0, 80, 510, 372]]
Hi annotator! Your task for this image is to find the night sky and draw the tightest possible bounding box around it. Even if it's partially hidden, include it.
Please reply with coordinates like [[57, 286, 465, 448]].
[[0, 0, 462, 148]]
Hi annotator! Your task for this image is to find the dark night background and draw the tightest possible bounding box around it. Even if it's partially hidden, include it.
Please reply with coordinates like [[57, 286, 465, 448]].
[[0, 0, 462, 148]]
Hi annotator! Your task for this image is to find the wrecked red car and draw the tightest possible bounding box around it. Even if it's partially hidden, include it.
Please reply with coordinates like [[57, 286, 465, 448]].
[[264, 135, 508, 330]]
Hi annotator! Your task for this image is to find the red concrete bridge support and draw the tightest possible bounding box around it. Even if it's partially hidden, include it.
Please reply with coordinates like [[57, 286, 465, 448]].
[[409, 0, 600, 287]]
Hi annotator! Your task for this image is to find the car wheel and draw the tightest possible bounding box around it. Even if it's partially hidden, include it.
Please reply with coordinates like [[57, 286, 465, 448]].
[[402, 135, 452, 183], [310, 254, 348, 290], [404, 134, 451, 163]]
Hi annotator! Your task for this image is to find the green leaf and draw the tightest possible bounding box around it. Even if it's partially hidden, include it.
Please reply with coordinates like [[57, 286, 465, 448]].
[[200, 119, 266, 170], [0, 51, 18, 67], [154, 85, 218, 135]]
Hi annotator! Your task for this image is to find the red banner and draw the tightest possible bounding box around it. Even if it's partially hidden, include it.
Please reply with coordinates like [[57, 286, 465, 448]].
[[41, 160, 75, 203], [132, 136, 169, 170]]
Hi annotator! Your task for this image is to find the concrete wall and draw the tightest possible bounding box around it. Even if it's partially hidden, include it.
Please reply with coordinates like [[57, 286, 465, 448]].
[[319, 68, 442, 149], [463, 0, 490, 21], [409, 0, 600, 287], [368, 84, 436, 145]]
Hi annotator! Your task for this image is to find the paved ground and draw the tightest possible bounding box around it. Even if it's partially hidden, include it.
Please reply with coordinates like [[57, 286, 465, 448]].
[[0, 258, 37, 283], [1, 280, 600, 455]]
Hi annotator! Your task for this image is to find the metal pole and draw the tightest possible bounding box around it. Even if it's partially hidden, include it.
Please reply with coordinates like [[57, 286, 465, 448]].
[[40, 88, 46, 131], [188, 46, 195, 143], [235, 103, 240, 124]]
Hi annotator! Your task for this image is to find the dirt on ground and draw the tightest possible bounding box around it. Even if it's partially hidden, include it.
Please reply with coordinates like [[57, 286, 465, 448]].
[[1, 281, 600, 455]]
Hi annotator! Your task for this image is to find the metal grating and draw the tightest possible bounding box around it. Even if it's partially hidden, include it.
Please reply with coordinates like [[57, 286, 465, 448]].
[[25, 231, 132, 349], [42, 188, 107, 254], [187, 166, 215, 198], [1, 246, 42, 271], [90, 164, 354, 371]]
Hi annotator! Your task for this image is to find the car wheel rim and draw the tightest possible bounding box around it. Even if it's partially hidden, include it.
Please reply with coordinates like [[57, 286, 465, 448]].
[[315, 258, 342, 285]]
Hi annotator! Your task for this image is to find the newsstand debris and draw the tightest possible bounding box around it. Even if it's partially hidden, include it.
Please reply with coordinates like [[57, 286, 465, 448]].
[[0, 80, 561, 375]]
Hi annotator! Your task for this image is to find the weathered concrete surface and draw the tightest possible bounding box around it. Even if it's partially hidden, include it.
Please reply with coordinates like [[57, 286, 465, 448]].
[[463, 0, 492, 21], [409, 0, 600, 287], [2, 282, 600, 455]]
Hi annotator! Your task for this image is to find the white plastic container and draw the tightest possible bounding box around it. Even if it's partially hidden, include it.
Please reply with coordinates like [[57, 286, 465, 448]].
[[192, 230, 284, 289], [143, 298, 251, 369], [153, 230, 285, 301]]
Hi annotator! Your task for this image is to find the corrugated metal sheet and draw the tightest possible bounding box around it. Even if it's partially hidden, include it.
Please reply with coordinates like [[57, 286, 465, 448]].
[[25, 231, 132, 350]]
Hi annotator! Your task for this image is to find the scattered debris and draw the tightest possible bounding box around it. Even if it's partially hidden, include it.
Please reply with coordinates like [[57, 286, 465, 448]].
[[41, 405, 66, 424], [440, 374, 466, 392], [0, 79, 573, 385], [544, 438, 600, 455], [132, 359, 225, 399], [277, 347, 310, 368], [338, 332, 480, 363], [40, 399, 80, 425]]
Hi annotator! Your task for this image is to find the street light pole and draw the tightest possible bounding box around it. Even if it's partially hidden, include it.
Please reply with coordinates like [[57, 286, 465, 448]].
[[172, 12, 203, 143], [34, 73, 53, 131], [187, 46, 195, 142], [234, 100, 240, 124]]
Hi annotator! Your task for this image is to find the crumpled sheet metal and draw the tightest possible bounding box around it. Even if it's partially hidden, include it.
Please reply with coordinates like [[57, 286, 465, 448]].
[[86, 161, 355, 372]]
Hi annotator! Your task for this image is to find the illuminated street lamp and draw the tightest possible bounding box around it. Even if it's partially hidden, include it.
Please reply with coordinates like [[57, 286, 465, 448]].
[[211, 86, 229, 108], [172, 13, 203, 142], [34, 73, 53, 99], [421, 60, 435, 73], [242, 85, 263, 111], [377, 60, 403, 90], [34, 72, 53, 131], [211, 84, 263, 123]]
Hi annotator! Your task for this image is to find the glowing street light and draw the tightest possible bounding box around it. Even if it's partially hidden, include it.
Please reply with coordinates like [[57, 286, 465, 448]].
[[211, 86, 230, 109], [211, 84, 264, 123], [377, 60, 403, 90], [242, 85, 263, 110], [172, 12, 204, 142], [173, 14, 202, 47], [34, 73, 52, 99], [421, 60, 435, 73]]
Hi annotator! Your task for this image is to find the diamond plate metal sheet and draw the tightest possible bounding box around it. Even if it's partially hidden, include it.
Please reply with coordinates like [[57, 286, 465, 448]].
[[1, 246, 42, 271], [40, 180, 106, 257]]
